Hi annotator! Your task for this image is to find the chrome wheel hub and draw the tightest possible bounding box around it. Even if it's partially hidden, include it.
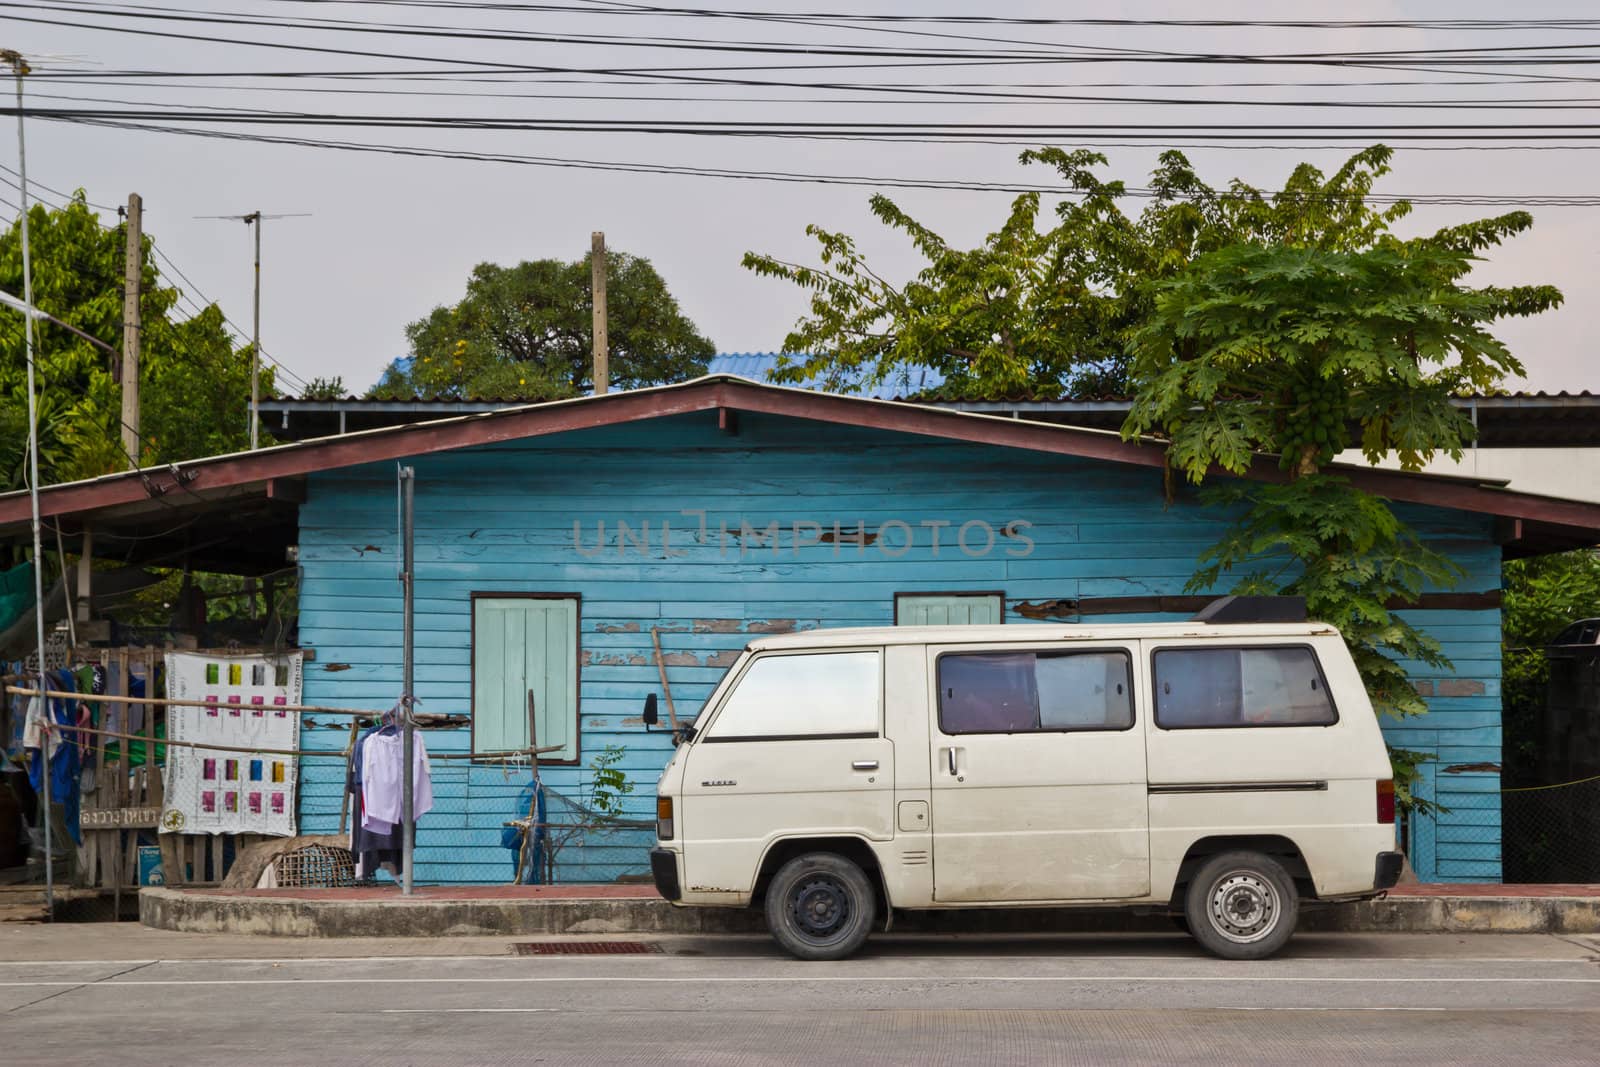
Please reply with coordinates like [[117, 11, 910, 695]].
[[1207, 871, 1279, 944]]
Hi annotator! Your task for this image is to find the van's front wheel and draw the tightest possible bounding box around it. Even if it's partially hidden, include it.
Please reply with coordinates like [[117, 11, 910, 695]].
[[764, 852, 876, 961], [1183, 851, 1299, 960]]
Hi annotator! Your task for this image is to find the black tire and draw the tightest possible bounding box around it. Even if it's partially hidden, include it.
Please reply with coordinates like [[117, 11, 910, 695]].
[[763, 852, 876, 961], [1182, 850, 1299, 961]]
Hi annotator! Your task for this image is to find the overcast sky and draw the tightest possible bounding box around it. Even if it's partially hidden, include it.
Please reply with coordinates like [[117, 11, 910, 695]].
[[5, 0, 1599, 395]]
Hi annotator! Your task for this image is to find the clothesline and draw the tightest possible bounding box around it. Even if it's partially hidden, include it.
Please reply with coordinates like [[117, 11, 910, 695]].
[[9, 687, 406, 723], [40, 720, 567, 763]]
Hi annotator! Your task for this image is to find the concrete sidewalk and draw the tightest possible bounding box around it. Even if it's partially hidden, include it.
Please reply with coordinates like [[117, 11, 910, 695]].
[[136, 883, 1600, 938]]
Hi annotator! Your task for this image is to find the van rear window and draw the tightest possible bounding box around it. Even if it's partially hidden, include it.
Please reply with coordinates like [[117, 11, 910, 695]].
[[938, 650, 1133, 734], [1154, 647, 1336, 728]]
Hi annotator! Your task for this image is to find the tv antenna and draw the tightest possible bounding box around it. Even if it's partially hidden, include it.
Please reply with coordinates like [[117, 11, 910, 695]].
[[197, 211, 311, 448]]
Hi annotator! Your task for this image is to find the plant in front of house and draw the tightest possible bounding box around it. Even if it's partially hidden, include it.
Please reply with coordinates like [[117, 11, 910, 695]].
[[1123, 234, 1561, 811], [747, 144, 1561, 815], [537, 744, 638, 882]]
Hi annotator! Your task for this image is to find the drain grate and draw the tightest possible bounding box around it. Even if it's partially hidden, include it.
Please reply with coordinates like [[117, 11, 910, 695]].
[[511, 941, 662, 956]]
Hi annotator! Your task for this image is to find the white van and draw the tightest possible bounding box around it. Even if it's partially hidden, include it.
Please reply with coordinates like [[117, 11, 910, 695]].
[[646, 616, 1402, 961]]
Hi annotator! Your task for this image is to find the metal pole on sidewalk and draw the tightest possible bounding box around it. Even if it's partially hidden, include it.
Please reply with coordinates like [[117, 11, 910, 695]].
[[399, 466, 416, 895], [7, 49, 52, 918]]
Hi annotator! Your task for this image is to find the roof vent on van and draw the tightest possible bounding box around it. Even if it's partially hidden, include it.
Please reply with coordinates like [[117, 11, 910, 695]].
[[1190, 595, 1308, 624]]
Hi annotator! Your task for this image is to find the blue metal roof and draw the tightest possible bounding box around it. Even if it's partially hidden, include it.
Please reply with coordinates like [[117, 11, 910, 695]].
[[706, 352, 945, 398]]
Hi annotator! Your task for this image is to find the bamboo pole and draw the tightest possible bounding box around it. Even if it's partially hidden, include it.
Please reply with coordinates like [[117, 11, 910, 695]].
[[6, 685, 392, 719], [649, 626, 682, 731], [44, 720, 565, 762]]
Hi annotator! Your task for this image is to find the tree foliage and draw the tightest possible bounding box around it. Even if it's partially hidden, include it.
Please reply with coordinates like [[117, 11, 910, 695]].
[[1119, 163, 1560, 812], [1123, 238, 1560, 483], [742, 144, 1432, 398], [0, 195, 269, 488], [372, 252, 714, 400]]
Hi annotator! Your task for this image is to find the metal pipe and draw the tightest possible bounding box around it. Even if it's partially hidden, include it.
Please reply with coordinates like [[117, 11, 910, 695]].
[[249, 211, 261, 450], [8, 52, 52, 918], [399, 465, 416, 895]]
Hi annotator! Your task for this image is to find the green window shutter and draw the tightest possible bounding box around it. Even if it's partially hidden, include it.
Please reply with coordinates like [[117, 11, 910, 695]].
[[895, 593, 1003, 626], [473, 597, 579, 761]]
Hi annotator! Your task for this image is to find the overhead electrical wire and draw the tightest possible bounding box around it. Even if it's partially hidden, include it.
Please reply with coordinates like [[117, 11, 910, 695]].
[[264, 2, 1600, 31], [17, 105, 1600, 142], [32, 114, 1600, 201], [14, 2, 1600, 73]]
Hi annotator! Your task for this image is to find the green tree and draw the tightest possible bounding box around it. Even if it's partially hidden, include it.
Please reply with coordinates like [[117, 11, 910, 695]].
[[373, 252, 714, 400], [0, 195, 269, 486], [299, 375, 346, 400], [742, 145, 1416, 398], [1124, 230, 1558, 808], [748, 145, 1560, 811]]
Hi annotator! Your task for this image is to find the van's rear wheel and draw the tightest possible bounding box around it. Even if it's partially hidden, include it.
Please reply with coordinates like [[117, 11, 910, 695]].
[[1183, 851, 1299, 960], [764, 852, 876, 961]]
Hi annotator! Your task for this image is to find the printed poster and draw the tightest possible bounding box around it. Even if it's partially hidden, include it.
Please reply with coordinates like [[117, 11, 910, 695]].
[[160, 652, 302, 837]]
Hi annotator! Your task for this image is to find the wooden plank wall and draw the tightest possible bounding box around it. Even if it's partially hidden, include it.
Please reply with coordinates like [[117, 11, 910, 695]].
[[295, 413, 1504, 884]]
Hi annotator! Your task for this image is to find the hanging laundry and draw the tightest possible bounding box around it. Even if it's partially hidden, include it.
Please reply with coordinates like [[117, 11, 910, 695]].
[[25, 670, 81, 845], [360, 727, 433, 831], [347, 726, 404, 880]]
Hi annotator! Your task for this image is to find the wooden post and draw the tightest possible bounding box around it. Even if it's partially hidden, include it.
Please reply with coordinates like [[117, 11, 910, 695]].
[[120, 194, 142, 467], [75, 524, 91, 623], [591, 231, 608, 396], [650, 627, 681, 732]]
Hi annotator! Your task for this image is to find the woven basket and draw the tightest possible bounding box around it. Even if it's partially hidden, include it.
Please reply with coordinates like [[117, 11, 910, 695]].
[[275, 843, 356, 888]]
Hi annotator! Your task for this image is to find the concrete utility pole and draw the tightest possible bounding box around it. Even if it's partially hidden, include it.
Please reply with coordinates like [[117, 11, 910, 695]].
[[4, 46, 52, 917], [591, 231, 608, 395], [120, 193, 142, 467]]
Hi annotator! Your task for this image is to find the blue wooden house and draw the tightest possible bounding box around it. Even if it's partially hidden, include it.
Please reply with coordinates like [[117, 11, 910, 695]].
[[7, 376, 1600, 884]]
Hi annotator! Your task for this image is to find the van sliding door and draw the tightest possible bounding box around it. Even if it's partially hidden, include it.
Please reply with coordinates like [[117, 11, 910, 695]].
[[926, 643, 1151, 902]]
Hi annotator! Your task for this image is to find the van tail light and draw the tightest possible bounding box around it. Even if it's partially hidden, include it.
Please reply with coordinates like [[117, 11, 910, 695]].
[[656, 796, 675, 841], [1376, 780, 1396, 825]]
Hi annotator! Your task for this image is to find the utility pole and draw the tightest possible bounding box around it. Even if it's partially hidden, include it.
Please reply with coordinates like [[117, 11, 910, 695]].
[[591, 231, 608, 395], [4, 46, 52, 917], [120, 193, 142, 467], [398, 466, 416, 896]]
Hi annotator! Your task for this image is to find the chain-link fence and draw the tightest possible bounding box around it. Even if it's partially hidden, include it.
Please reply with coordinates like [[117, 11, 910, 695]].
[[1502, 776, 1600, 883], [1407, 776, 1600, 884]]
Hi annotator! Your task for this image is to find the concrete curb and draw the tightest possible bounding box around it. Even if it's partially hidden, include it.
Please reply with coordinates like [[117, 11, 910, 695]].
[[139, 888, 1600, 939]]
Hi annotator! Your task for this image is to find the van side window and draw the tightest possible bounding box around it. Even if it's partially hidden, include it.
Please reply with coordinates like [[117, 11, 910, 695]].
[[704, 651, 880, 741], [938, 650, 1133, 734], [1154, 647, 1336, 728]]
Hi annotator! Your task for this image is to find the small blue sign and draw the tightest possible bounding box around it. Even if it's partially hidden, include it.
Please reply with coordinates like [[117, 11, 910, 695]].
[[137, 845, 164, 886]]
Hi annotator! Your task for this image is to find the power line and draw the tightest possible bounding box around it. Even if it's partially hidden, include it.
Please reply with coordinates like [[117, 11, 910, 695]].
[[35, 113, 1600, 201], [17, 2, 1600, 75], [27, 84, 1600, 112], [23, 105, 1600, 142], [148, 242, 311, 392]]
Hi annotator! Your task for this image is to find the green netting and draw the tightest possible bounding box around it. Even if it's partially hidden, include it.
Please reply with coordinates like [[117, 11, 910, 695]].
[[0, 561, 34, 634]]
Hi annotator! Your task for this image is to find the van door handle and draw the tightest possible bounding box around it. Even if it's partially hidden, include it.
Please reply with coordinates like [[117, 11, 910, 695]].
[[852, 760, 879, 771], [946, 747, 958, 775]]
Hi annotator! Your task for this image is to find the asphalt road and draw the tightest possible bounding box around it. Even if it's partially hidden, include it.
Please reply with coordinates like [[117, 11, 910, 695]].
[[3, 931, 1598, 1065]]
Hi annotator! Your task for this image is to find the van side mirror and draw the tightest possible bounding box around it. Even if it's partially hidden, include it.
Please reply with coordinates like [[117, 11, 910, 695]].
[[642, 692, 659, 727]]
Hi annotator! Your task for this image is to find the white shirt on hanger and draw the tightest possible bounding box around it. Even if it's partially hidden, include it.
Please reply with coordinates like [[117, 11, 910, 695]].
[[361, 729, 434, 831]]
